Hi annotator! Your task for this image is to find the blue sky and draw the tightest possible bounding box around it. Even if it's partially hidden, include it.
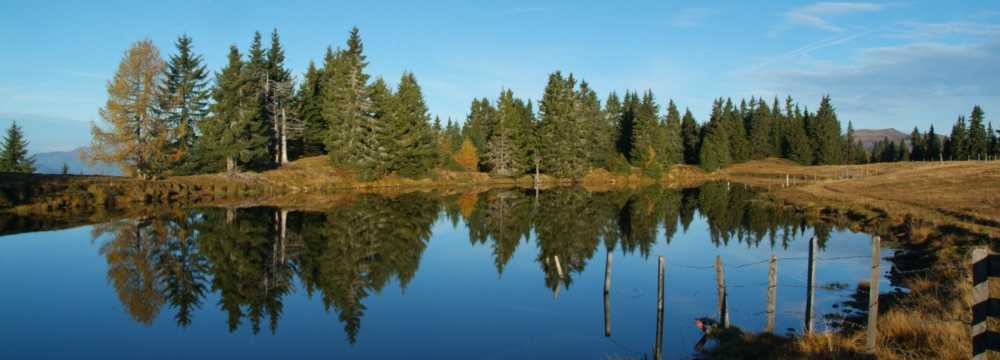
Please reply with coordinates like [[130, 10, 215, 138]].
[[1, 0, 998, 152]]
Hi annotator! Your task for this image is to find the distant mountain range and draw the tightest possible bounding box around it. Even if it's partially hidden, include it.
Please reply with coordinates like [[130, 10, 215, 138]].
[[854, 129, 909, 149], [33, 147, 121, 176]]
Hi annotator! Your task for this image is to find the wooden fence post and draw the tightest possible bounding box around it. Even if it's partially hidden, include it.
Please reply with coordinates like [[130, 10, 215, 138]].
[[716, 256, 729, 327], [604, 252, 612, 338], [767, 255, 777, 333], [654, 256, 665, 360], [805, 236, 817, 335], [867, 236, 881, 355], [972, 246, 998, 359]]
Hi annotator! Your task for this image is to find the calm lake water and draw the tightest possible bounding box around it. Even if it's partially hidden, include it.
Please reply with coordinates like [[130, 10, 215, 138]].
[[0, 183, 893, 359]]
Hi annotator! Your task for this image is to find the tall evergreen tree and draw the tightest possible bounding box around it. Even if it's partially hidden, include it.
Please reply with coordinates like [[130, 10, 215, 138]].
[[844, 121, 859, 164], [810, 96, 843, 165], [630, 90, 660, 168], [155, 35, 209, 173], [0, 121, 36, 173], [748, 99, 773, 159], [784, 106, 814, 165], [576, 81, 604, 168], [988, 122, 998, 159], [485, 89, 528, 176], [197, 45, 269, 173], [968, 105, 988, 160], [359, 77, 394, 179], [926, 125, 942, 161], [388, 72, 437, 178], [722, 98, 750, 163], [265, 29, 295, 165], [946, 115, 968, 160], [296, 61, 326, 156], [537, 71, 588, 178], [598, 92, 622, 168], [680, 108, 700, 165], [463, 97, 495, 166], [323, 27, 372, 170], [909, 127, 925, 161], [699, 100, 731, 170], [662, 100, 684, 165]]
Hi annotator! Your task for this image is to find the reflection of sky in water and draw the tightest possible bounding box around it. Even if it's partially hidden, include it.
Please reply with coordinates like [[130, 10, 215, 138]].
[[0, 189, 893, 359]]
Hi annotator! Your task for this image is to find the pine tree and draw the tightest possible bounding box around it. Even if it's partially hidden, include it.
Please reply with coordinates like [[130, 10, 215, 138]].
[[946, 115, 968, 160], [630, 90, 660, 169], [445, 119, 463, 153], [926, 125, 942, 161], [485, 89, 528, 176], [155, 35, 209, 173], [680, 108, 700, 165], [699, 100, 731, 170], [604, 92, 628, 170], [617, 91, 639, 160], [576, 81, 604, 168], [909, 127, 925, 161], [810, 96, 843, 165], [898, 139, 910, 162], [323, 27, 371, 170], [265, 29, 295, 165], [90, 39, 168, 179], [662, 100, 684, 165], [844, 121, 859, 164], [722, 98, 750, 163], [60, 162, 69, 175], [388, 72, 437, 178], [0, 121, 36, 173], [968, 105, 988, 160], [463, 97, 495, 168], [748, 99, 773, 159], [243, 31, 273, 169], [297, 61, 326, 156], [359, 77, 393, 179], [196, 45, 268, 173], [785, 106, 814, 165], [537, 72, 588, 178]]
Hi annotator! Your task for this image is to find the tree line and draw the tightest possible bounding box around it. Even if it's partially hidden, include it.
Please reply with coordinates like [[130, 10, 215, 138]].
[[87, 27, 1000, 179], [869, 105, 998, 163]]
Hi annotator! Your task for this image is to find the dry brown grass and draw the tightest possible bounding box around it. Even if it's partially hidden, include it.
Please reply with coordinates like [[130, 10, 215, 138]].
[[723, 159, 1000, 237]]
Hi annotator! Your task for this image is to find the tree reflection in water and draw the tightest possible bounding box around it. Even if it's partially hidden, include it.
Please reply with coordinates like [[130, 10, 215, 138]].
[[93, 183, 828, 342]]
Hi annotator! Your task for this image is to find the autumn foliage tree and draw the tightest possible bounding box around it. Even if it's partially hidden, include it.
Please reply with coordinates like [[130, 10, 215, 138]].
[[454, 137, 478, 172], [90, 39, 168, 179]]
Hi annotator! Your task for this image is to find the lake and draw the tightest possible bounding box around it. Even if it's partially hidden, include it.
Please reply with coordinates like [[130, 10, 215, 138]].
[[0, 183, 894, 359]]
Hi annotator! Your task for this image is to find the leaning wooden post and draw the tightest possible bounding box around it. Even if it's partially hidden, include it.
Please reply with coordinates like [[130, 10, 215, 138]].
[[971, 246, 995, 359], [766, 255, 777, 333], [715, 255, 729, 327], [805, 236, 817, 334], [654, 256, 665, 360], [604, 252, 613, 337], [867, 236, 881, 354]]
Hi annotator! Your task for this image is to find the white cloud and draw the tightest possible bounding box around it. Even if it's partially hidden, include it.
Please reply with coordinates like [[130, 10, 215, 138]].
[[667, 8, 713, 28], [784, 2, 885, 32]]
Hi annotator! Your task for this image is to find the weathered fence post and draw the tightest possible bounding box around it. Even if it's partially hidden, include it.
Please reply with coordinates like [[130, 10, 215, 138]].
[[972, 246, 998, 359], [716, 255, 729, 327], [654, 256, 665, 360], [805, 236, 817, 334], [867, 236, 881, 355], [604, 252, 612, 337], [767, 255, 777, 333]]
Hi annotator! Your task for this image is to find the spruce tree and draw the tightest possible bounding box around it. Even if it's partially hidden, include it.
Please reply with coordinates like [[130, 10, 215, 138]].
[[988, 122, 998, 159], [926, 125, 942, 161], [463, 97, 495, 166], [662, 100, 684, 165], [297, 61, 326, 156], [0, 121, 36, 173], [576, 81, 604, 168], [265, 29, 295, 164], [722, 98, 750, 163], [968, 105, 988, 160], [699, 100, 731, 170], [360, 77, 394, 179], [810, 96, 843, 165], [323, 27, 371, 170], [485, 89, 528, 176], [197, 45, 268, 173], [617, 91, 639, 160], [155, 34, 209, 172], [785, 107, 814, 165], [844, 121, 859, 164], [630, 90, 660, 168], [537, 71, 588, 178], [748, 99, 773, 159], [680, 108, 700, 165], [909, 127, 925, 161], [243, 31, 273, 168], [389, 72, 437, 178], [946, 115, 968, 160], [600, 92, 623, 168]]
